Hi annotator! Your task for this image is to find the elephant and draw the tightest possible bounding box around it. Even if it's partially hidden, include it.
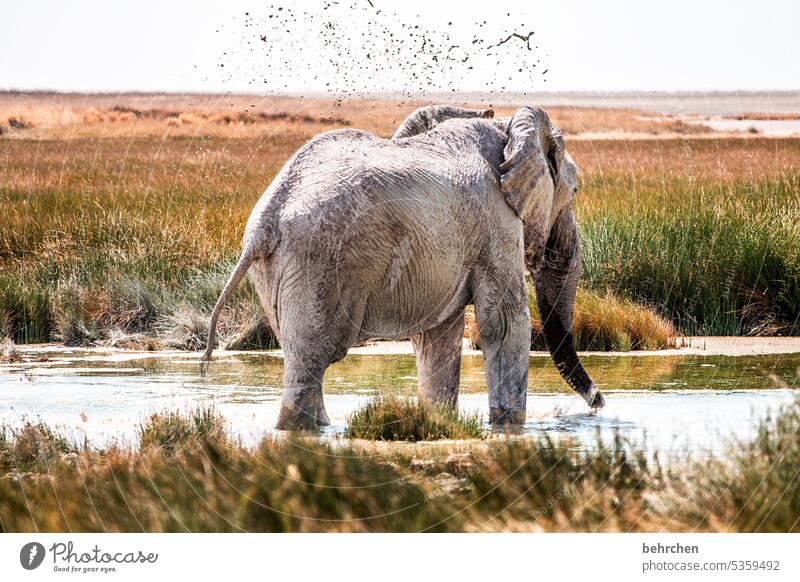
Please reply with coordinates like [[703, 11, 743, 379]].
[[203, 104, 604, 429]]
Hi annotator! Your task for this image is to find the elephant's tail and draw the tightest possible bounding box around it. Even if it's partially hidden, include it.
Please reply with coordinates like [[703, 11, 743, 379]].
[[202, 249, 256, 362]]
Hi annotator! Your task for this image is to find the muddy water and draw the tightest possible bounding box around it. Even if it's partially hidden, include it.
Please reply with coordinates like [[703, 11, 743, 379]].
[[1, 347, 798, 457]]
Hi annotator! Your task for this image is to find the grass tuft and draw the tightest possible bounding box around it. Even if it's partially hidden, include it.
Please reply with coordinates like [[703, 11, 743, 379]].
[[0, 337, 22, 363], [53, 311, 100, 347], [221, 296, 279, 350], [345, 395, 484, 441], [0, 420, 80, 473], [105, 329, 163, 350], [138, 407, 227, 453], [0, 279, 52, 343], [565, 289, 676, 351], [158, 306, 210, 351]]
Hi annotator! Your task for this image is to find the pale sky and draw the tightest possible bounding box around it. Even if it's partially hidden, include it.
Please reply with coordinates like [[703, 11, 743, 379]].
[[2, 0, 798, 94]]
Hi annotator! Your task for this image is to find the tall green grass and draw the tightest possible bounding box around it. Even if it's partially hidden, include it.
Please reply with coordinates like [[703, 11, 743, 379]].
[[1, 137, 798, 345], [580, 177, 800, 336], [0, 137, 282, 347], [0, 191, 277, 346]]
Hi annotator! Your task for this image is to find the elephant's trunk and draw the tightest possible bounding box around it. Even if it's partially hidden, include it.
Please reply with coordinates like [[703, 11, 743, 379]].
[[533, 210, 605, 409], [536, 293, 602, 407]]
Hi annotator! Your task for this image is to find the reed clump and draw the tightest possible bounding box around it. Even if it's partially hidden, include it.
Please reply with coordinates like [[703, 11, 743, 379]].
[[465, 287, 676, 352], [345, 395, 484, 441]]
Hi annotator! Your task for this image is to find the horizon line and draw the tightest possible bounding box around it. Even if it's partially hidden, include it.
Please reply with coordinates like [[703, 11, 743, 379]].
[[2, 88, 800, 99]]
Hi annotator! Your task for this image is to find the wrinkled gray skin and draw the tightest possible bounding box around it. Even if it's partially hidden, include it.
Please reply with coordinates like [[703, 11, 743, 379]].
[[391, 105, 495, 140], [204, 104, 604, 429]]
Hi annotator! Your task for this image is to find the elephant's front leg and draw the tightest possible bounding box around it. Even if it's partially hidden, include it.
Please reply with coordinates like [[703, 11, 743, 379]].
[[474, 272, 530, 425], [412, 309, 466, 408]]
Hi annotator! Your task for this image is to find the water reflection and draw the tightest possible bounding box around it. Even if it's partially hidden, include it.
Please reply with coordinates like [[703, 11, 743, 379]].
[[1, 347, 798, 456]]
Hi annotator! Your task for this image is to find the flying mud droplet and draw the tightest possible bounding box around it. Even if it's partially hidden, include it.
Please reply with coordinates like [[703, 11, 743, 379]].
[[211, 2, 550, 103]]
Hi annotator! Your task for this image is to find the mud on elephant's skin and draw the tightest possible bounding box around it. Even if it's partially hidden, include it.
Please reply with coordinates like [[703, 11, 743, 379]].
[[204, 104, 604, 430]]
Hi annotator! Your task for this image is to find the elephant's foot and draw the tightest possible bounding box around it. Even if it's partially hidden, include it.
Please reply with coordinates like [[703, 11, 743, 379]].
[[275, 386, 330, 430], [581, 385, 605, 410], [489, 407, 526, 425]]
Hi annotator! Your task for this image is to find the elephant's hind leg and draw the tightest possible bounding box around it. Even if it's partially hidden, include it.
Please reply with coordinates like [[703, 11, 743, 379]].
[[412, 309, 465, 409], [274, 294, 364, 430], [276, 351, 332, 430]]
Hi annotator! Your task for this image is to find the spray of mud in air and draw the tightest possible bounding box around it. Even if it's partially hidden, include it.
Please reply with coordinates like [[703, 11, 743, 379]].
[[213, 1, 549, 105]]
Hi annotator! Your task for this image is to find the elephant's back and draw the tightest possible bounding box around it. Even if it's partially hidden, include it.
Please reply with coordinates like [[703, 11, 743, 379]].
[[272, 128, 465, 232], [264, 128, 488, 338], [261, 119, 505, 219]]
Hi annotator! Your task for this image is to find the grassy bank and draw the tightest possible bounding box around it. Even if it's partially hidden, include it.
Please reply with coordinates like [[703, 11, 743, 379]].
[[0, 137, 282, 348], [1, 127, 798, 347], [1, 401, 799, 532]]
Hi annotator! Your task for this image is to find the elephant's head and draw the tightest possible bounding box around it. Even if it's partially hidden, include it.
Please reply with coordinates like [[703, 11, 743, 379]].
[[392, 105, 494, 140], [500, 106, 604, 409], [500, 107, 575, 244]]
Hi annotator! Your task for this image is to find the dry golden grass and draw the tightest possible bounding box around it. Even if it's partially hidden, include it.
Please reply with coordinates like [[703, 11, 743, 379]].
[[569, 137, 800, 185], [0, 92, 412, 139], [0, 91, 716, 140], [4, 93, 796, 184], [465, 288, 676, 351], [2, 401, 800, 532], [492, 105, 713, 136]]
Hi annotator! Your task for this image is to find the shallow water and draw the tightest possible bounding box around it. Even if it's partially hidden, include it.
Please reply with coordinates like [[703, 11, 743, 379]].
[[1, 347, 798, 457], [691, 117, 800, 136]]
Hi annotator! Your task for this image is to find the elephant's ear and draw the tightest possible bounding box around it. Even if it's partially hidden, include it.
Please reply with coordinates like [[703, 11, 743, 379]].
[[499, 106, 564, 219]]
